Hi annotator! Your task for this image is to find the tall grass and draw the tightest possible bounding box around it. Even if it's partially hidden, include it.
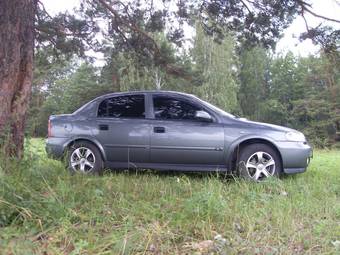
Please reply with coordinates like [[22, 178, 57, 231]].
[[0, 138, 339, 254]]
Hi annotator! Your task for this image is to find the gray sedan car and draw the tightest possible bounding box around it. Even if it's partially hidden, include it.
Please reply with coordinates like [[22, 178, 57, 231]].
[[46, 91, 312, 181]]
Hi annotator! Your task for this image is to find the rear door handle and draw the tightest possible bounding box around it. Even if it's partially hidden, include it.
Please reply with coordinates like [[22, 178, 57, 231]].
[[154, 126, 165, 133], [99, 124, 109, 131]]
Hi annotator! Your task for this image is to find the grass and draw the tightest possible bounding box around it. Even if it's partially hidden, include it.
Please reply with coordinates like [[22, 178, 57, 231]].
[[0, 138, 339, 254]]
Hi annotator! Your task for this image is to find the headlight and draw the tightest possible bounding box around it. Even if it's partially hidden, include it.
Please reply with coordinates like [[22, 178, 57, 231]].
[[285, 131, 306, 142]]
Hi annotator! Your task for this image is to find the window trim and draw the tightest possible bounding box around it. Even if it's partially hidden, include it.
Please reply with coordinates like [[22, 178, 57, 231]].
[[150, 94, 218, 123], [96, 94, 147, 119]]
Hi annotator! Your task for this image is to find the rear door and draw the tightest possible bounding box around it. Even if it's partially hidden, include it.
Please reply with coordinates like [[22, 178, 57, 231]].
[[150, 94, 225, 165], [92, 94, 150, 163]]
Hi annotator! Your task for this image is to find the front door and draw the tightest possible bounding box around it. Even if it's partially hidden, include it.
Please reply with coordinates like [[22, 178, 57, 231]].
[[150, 95, 224, 165]]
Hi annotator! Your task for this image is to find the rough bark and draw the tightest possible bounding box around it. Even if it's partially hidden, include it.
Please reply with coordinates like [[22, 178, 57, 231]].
[[112, 72, 120, 92], [0, 0, 35, 157]]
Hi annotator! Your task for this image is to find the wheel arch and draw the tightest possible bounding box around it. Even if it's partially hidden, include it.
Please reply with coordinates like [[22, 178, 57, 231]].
[[227, 137, 283, 172], [63, 137, 107, 161]]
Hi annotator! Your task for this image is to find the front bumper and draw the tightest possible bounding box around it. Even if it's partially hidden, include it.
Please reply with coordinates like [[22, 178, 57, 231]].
[[276, 141, 313, 174]]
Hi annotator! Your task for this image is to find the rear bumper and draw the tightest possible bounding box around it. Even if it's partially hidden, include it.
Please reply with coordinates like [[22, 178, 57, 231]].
[[276, 141, 313, 174], [45, 137, 69, 159]]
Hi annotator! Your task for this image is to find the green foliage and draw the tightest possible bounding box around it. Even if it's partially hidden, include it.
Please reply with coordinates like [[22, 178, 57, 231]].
[[29, 23, 340, 147], [1, 139, 340, 253], [257, 99, 288, 126], [29, 0, 340, 146], [192, 22, 239, 113], [238, 49, 340, 146], [27, 50, 75, 137], [238, 46, 270, 118], [270, 52, 305, 106], [35, 0, 339, 85], [28, 61, 115, 137], [100, 33, 194, 92], [61, 63, 113, 113]]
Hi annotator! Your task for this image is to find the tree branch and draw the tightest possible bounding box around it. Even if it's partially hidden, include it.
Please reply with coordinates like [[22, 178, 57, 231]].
[[94, 0, 192, 80], [36, 0, 54, 20], [304, 6, 340, 23], [301, 9, 310, 33], [240, 0, 252, 14], [95, 0, 161, 55], [297, 0, 340, 23]]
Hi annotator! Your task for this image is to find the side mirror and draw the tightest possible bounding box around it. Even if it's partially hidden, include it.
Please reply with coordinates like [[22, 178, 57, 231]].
[[195, 110, 213, 122]]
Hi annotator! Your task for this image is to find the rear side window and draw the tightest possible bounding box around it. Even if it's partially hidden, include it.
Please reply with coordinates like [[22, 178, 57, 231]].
[[153, 95, 202, 120], [97, 95, 145, 118]]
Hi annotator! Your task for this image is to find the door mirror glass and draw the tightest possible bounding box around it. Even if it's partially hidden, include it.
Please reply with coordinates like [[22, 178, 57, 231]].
[[195, 110, 212, 122]]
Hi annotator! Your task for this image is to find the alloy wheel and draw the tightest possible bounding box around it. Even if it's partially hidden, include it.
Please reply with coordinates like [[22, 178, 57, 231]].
[[70, 147, 96, 173], [245, 151, 276, 181]]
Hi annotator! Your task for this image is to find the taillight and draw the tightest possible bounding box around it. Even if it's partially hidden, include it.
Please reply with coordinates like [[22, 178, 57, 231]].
[[48, 119, 52, 137]]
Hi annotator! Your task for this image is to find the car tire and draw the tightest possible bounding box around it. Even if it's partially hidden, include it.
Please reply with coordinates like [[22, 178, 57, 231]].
[[67, 141, 104, 175], [237, 143, 282, 181]]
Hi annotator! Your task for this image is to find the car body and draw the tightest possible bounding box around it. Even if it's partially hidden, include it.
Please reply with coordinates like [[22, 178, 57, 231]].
[[46, 91, 312, 180]]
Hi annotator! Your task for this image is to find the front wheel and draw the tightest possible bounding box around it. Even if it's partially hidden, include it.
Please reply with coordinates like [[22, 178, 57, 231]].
[[237, 144, 282, 182], [67, 141, 103, 175]]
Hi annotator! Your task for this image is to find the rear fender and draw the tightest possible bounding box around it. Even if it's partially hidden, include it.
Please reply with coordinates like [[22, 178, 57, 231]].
[[62, 136, 107, 161]]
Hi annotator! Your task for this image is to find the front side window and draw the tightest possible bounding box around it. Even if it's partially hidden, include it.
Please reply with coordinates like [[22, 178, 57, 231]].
[[98, 95, 145, 118], [153, 95, 203, 121]]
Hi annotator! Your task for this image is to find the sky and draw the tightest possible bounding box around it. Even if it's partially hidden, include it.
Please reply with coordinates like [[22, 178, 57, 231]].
[[276, 0, 340, 56], [42, 0, 340, 58]]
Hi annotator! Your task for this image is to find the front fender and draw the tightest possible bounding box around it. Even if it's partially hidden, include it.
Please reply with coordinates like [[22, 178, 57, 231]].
[[225, 134, 280, 167]]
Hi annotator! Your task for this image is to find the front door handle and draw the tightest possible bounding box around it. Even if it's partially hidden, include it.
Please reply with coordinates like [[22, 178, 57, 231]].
[[99, 124, 109, 131], [154, 126, 165, 133]]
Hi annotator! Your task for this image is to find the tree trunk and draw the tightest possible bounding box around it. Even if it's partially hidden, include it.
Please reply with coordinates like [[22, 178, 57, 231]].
[[112, 72, 120, 92], [0, 0, 35, 158]]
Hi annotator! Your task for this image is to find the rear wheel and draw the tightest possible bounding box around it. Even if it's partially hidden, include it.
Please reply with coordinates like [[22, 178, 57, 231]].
[[237, 143, 282, 181], [67, 141, 103, 175]]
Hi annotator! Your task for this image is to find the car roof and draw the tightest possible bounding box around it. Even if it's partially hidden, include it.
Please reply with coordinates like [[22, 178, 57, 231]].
[[95, 90, 196, 100]]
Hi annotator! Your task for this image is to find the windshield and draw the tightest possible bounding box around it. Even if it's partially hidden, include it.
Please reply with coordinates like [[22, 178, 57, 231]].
[[194, 96, 236, 118]]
